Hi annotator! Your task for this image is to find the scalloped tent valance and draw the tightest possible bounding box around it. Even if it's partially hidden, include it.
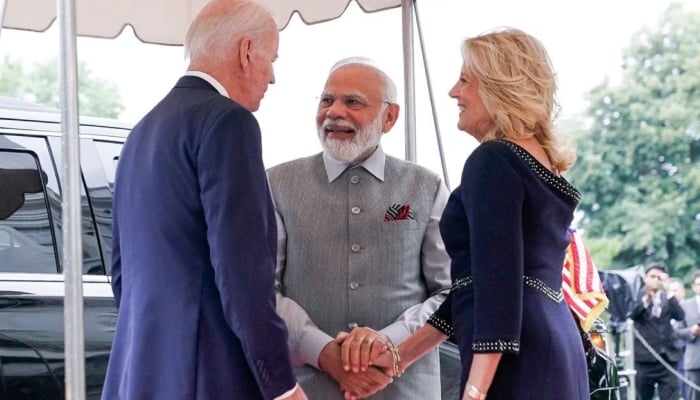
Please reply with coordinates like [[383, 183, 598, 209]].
[[2, 0, 402, 45]]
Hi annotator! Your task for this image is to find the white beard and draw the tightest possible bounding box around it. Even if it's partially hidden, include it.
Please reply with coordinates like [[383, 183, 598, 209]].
[[318, 113, 383, 163]]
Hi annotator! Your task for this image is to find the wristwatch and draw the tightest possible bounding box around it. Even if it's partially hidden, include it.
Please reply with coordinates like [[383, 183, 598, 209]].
[[465, 383, 487, 400]]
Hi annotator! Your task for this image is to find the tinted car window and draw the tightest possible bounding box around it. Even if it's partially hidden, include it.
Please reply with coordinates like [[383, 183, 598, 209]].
[[47, 137, 105, 275], [0, 143, 58, 273], [94, 140, 122, 193], [83, 140, 121, 272]]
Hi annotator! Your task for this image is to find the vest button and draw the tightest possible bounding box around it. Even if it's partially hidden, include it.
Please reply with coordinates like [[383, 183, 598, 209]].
[[349, 282, 359, 290], [351, 206, 361, 215], [351, 244, 361, 252]]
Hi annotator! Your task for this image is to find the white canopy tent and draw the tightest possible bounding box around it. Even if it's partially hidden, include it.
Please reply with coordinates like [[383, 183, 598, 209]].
[[3, 0, 403, 43], [0, 1, 449, 398]]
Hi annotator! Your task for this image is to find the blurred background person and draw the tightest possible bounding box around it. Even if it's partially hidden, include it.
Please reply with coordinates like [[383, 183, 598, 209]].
[[630, 262, 685, 400], [677, 270, 700, 400], [668, 278, 687, 302], [668, 276, 689, 398]]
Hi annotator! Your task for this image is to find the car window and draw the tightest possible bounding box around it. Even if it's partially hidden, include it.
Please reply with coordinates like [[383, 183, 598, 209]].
[[46, 137, 105, 275], [94, 140, 122, 193], [82, 139, 122, 273], [0, 139, 59, 273]]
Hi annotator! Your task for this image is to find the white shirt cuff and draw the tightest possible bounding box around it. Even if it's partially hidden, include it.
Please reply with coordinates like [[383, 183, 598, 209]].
[[380, 323, 412, 346], [299, 329, 335, 369]]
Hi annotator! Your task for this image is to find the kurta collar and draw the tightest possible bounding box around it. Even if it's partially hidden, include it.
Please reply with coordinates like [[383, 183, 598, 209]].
[[322, 146, 386, 183], [184, 71, 229, 98]]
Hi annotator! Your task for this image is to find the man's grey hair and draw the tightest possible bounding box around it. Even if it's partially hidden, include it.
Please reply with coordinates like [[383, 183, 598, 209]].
[[185, 0, 277, 65], [329, 57, 398, 103]]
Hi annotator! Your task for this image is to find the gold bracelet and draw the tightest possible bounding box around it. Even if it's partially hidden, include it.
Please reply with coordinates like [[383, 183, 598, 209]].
[[465, 383, 487, 400], [387, 342, 403, 377], [390, 346, 402, 377]]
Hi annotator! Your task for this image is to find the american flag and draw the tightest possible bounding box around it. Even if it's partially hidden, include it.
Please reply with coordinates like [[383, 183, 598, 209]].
[[562, 229, 609, 332]]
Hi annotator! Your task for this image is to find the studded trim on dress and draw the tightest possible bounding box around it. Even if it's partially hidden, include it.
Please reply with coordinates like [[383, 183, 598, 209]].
[[447, 274, 561, 354], [523, 275, 564, 303], [427, 314, 454, 338], [472, 339, 520, 354], [451, 276, 473, 291], [452, 274, 563, 303], [494, 139, 581, 203]]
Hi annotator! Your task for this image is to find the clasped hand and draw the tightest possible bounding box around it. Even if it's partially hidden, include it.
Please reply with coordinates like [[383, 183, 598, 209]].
[[331, 327, 397, 400]]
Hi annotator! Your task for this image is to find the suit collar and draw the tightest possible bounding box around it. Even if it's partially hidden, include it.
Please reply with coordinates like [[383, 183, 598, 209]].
[[183, 71, 229, 98], [174, 75, 221, 94]]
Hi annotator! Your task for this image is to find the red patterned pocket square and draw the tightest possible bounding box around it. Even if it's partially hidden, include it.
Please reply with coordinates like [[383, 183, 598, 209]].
[[384, 204, 415, 221]]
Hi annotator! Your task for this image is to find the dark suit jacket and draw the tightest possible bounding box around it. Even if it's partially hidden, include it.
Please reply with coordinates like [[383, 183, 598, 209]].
[[678, 297, 700, 370], [630, 289, 685, 364], [102, 76, 296, 400]]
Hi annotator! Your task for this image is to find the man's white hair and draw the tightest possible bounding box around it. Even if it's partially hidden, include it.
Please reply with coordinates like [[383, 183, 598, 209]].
[[184, 0, 277, 65], [329, 57, 398, 103]]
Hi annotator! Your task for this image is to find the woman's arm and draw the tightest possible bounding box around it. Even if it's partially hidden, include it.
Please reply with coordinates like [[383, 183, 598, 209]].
[[360, 324, 448, 374], [462, 353, 502, 399]]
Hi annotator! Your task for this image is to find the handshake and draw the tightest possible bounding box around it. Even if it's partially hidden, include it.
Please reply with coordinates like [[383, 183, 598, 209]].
[[321, 327, 404, 400]]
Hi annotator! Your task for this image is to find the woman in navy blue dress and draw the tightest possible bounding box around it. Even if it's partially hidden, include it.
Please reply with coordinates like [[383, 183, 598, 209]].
[[351, 28, 589, 399]]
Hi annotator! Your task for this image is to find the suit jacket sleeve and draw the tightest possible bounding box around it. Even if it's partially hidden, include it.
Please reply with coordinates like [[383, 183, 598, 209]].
[[379, 179, 452, 345], [680, 299, 699, 343], [629, 297, 649, 321], [676, 305, 694, 341], [198, 107, 296, 399], [110, 201, 122, 308]]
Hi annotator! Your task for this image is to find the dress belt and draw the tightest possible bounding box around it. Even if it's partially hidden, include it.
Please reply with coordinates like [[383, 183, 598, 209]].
[[451, 275, 563, 303]]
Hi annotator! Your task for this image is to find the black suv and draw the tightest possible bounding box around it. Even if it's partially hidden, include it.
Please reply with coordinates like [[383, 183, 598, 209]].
[[0, 97, 127, 399]]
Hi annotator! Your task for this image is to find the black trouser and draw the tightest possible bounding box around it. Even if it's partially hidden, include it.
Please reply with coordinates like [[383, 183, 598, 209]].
[[636, 360, 680, 400]]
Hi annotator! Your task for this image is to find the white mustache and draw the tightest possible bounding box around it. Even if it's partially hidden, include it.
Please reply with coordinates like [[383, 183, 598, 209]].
[[321, 118, 357, 132]]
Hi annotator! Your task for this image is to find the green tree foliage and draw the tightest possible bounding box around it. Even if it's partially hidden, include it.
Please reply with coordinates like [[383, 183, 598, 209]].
[[568, 2, 700, 277], [0, 56, 124, 118]]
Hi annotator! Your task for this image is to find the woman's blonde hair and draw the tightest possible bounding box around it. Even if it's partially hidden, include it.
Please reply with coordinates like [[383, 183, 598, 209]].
[[463, 27, 575, 172]]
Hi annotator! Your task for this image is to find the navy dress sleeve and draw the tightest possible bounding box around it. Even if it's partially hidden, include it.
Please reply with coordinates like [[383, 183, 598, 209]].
[[428, 293, 454, 339], [465, 145, 524, 353]]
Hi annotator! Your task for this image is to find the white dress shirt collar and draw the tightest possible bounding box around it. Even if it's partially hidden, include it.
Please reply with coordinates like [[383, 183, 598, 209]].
[[184, 71, 229, 98], [322, 145, 385, 183]]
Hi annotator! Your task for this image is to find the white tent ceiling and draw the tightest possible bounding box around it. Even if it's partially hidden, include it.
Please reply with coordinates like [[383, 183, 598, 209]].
[[2, 0, 402, 44]]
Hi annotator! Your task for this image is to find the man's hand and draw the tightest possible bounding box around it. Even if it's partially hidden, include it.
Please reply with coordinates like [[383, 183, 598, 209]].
[[318, 340, 393, 399], [692, 324, 700, 336], [335, 327, 391, 373], [367, 351, 394, 373]]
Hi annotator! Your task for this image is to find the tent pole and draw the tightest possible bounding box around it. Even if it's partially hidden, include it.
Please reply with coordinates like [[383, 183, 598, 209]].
[[58, 0, 86, 399], [401, 0, 416, 162], [414, 0, 450, 190]]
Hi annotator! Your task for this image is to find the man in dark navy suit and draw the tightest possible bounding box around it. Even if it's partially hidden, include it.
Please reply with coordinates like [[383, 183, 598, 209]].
[[102, 1, 307, 399]]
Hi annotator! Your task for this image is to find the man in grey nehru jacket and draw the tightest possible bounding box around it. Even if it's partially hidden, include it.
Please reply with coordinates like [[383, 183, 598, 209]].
[[267, 57, 451, 400]]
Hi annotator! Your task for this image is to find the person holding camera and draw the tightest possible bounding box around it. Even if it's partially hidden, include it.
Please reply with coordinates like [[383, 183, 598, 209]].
[[630, 262, 685, 400]]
